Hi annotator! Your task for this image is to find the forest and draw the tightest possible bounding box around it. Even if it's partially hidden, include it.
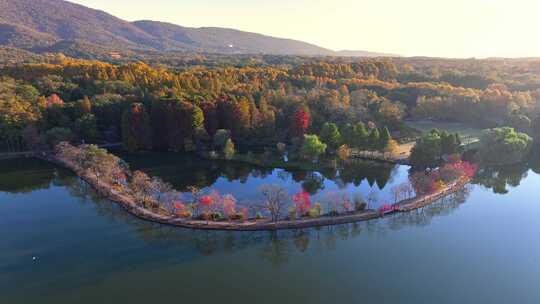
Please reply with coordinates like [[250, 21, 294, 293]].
[[1, 54, 539, 165]]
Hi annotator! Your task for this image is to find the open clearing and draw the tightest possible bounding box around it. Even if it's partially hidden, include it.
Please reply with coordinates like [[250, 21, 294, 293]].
[[405, 120, 483, 143]]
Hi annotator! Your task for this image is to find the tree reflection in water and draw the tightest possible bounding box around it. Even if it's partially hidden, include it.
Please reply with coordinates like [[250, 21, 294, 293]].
[[2, 156, 475, 266], [473, 163, 529, 194], [57, 173, 471, 265], [386, 186, 472, 230], [120, 152, 397, 196], [7, 151, 531, 268], [0, 158, 57, 194]]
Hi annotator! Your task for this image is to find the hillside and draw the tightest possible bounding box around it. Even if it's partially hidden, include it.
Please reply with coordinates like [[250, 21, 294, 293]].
[[132, 20, 334, 55], [336, 50, 401, 57], [0, 0, 392, 57]]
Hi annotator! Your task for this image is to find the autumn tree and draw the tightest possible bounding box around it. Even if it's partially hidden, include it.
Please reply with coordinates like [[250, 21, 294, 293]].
[[78, 96, 92, 115], [291, 107, 310, 138], [223, 138, 236, 160], [79, 145, 119, 184], [337, 144, 351, 160], [121, 103, 152, 152], [130, 170, 154, 207], [228, 98, 251, 140], [384, 139, 400, 159]]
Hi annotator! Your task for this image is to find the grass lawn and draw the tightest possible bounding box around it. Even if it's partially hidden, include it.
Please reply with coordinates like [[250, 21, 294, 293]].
[[405, 120, 484, 141]]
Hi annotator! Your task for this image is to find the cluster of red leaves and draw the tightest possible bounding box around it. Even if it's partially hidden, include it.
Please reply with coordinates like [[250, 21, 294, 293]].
[[174, 201, 186, 211], [46, 94, 64, 108], [454, 161, 478, 179], [292, 191, 311, 215], [196, 191, 241, 219], [378, 204, 396, 215], [439, 160, 478, 182], [411, 160, 477, 195], [410, 172, 437, 195], [293, 108, 310, 136], [173, 200, 192, 218], [199, 195, 213, 207]]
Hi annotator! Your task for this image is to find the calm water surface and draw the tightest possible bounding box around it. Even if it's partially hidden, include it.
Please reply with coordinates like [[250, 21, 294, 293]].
[[1, 155, 540, 304]]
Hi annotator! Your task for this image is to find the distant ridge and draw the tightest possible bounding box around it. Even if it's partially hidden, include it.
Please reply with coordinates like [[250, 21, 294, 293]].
[[336, 50, 401, 57], [0, 0, 397, 57]]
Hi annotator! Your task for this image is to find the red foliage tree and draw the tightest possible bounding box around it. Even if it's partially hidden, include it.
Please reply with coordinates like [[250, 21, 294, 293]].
[[409, 171, 437, 195], [174, 201, 185, 211], [378, 203, 396, 215], [457, 161, 478, 179], [46, 94, 64, 108], [199, 195, 213, 208], [291, 108, 310, 137], [292, 190, 311, 216]]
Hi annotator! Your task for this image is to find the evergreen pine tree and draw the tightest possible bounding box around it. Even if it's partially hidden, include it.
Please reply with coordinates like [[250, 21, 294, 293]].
[[355, 123, 369, 148], [381, 126, 392, 147], [369, 128, 380, 150]]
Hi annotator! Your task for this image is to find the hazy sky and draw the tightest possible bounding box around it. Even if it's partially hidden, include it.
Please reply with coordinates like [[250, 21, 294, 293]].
[[69, 0, 540, 58]]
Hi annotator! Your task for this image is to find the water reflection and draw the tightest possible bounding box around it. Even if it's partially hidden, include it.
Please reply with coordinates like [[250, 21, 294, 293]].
[[56, 171, 471, 264], [473, 163, 530, 194], [4, 156, 540, 304], [122, 153, 397, 196], [461, 150, 540, 195], [0, 159, 473, 265], [0, 158, 56, 193], [1, 154, 529, 261]]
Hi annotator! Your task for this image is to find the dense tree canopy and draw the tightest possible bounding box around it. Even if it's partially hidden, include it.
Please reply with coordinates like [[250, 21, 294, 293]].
[[477, 127, 532, 166], [410, 129, 462, 168], [1, 56, 539, 156], [302, 135, 327, 161], [320, 122, 341, 150]]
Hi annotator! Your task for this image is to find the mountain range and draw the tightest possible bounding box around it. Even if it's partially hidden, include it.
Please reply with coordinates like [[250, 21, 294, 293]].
[[0, 0, 398, 57]]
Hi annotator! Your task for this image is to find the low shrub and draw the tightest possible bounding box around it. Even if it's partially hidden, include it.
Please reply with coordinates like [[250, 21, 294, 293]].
[[288, 206, 297, 220], [355, 202, 367, 211], [308, 203, 322, 218]]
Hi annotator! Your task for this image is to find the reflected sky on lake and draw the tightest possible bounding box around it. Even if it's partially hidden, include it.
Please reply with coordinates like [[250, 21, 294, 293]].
[[2, 156, 540, 304]]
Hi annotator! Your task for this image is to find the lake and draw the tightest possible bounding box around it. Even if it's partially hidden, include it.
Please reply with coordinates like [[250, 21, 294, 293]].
[[1, 155, 540, 303]]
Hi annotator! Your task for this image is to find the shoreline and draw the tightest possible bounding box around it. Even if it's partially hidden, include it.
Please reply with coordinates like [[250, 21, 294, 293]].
[[40, 153, 470, 231]]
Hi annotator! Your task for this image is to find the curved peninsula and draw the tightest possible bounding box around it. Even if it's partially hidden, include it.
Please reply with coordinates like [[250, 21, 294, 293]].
[[42, 143, 473, 231]]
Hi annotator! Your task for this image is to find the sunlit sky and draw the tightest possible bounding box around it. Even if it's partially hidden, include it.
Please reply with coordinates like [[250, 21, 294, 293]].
[[69, 0, 540, 58]]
